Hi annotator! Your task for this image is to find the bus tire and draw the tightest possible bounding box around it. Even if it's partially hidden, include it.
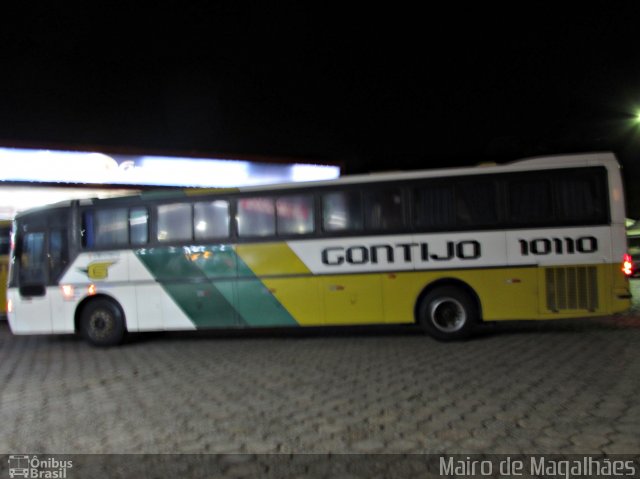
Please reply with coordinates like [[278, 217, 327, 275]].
[[418, 286, 477, 341], [79, 298, 126, 347]]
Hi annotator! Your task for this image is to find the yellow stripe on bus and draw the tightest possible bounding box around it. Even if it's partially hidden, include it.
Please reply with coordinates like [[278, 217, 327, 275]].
[[237, 262, 625, 327], [184, 187, 240, 196], [234, 242, 318, 325], [235, 242, 311, 276]]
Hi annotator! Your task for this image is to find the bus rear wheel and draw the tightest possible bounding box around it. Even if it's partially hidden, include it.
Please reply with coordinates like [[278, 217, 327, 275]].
[[418, 286, 477, 341], [79, 298, 126, 347]]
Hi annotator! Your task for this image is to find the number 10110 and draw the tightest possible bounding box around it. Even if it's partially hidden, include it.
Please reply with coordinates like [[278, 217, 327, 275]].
[[518, 236, 598, 256]]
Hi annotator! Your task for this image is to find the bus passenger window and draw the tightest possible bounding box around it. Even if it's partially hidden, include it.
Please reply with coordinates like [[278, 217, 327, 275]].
[[130, 208, 149, 245], [276, 195, 314, 235], [455, 181, 498, 227], [414, 185, 455, 229], [237, 197, 275, 237], [322, 191, 363, 232], [157, 203, 193, 242], [556, 175, 606, 223], [194, 200, 230, 240], [364, 189, 404, 230], [94, 208, 128, 247], [508, 178, 552, 224]]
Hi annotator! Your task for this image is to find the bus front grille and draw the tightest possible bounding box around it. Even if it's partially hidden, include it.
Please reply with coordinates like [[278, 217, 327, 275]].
[[545, 266, 598, 312]]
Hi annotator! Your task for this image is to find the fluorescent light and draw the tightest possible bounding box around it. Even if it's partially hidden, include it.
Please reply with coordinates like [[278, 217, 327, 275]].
[[0, 147, 340, 187]]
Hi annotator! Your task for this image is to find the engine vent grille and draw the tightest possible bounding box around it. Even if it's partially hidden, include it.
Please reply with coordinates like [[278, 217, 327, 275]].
[[545, 266, 598, 312]]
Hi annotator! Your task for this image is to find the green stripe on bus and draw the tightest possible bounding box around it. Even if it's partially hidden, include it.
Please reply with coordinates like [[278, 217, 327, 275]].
[[234, 253, 298, 327], [135, 245, 298, 328], [135, 246, 240, 328]]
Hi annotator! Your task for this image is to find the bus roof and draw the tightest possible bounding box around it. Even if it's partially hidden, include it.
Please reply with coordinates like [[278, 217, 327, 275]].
[[14, 151, 619, 217], [157, 151, 618, 195]]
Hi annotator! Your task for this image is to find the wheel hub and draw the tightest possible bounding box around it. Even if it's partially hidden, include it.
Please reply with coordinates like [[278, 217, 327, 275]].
[[430, 298, 466, 332], [89, 310, 114, 339]]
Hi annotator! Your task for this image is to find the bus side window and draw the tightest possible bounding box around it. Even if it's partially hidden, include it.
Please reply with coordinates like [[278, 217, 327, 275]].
[[555, 173, 606, 223], [81, 211, 95, 248], [414, 184, 455, 229], [157, 203, 193, 242], [130, 207, 149, 245], [508, 176, 553, 225], [194, 200, 230, 239], [455, 181, 498, 227], [276, 195, 314, 235], [322, 191, 363, 232], [364, 189, 404, 230], [237, 197, 275, 237], [94, 209, 129, 247]]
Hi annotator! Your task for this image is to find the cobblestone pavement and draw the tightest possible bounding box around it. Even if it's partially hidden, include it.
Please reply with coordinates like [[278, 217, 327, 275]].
[[1, 284, 640, 456]]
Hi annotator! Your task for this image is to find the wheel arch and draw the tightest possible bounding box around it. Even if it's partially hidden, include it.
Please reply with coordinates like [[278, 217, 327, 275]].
[[414, 277, 483, 324], [74, 293, 127, 333]]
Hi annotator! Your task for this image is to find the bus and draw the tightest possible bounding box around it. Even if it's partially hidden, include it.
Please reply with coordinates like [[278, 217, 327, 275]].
[[6, 152, 632, 346], [0, 220, 11, 317]]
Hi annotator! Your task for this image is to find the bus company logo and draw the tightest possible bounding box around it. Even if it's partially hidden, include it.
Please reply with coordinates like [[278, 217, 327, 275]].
[[77, 261, 117, 280], [7, 455, 72, 478], [321, 240, 482, 266]]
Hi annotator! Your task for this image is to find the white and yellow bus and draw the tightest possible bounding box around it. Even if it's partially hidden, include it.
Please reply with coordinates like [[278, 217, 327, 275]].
[[7, 152, 632, 345]]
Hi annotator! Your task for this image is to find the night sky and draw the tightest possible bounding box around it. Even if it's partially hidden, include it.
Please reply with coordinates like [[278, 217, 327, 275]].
[[2, 5, 640, 213]]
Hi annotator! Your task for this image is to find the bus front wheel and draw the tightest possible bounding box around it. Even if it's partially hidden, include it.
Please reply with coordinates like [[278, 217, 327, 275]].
[[418, 286, 477, 341], [79, 298, 126, 347]]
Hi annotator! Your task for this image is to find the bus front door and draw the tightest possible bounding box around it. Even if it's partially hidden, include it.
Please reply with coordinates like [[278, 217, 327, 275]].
[[12, 231, 52, 333]]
